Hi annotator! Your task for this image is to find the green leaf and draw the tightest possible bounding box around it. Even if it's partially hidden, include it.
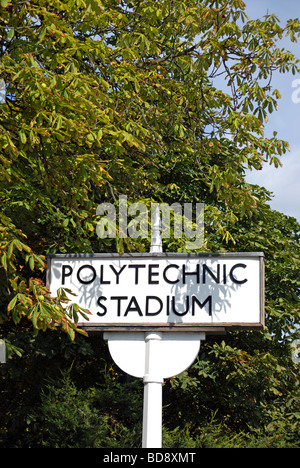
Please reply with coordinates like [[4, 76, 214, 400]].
[[19, 130, 27, 144], [7, 240, 15, 259], [29, 255, 35, 271], [39, 27, 47, 42], [1, 253, 7, 270], [7, 27, 14, 39], [56, 115, 63, 130]]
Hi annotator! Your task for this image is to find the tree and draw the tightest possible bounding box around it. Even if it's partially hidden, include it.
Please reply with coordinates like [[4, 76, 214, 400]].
[[0, 0, 299, 447]]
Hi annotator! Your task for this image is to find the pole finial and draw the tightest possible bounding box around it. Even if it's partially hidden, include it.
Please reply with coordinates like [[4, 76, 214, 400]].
[[150, 206, 163, 253]]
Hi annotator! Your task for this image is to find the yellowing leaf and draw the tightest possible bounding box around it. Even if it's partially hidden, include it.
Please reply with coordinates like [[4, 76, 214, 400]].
[[19, 131, 27, 144], [7, 295, 18, 311]]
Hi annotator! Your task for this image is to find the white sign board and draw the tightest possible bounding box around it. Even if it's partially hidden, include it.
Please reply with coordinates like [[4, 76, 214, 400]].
[[47, 253, 264, 331]]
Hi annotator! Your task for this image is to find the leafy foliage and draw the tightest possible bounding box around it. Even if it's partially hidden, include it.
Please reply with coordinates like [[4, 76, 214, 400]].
[[0, 0, 299, 448], [40, 371, 143, 448]]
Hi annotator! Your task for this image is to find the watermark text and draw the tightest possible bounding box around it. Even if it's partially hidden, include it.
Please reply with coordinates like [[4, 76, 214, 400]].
[[96, 196, 204, 249]]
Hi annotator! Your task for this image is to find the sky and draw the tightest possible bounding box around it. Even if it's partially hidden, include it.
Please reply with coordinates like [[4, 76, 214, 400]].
[[243, 0, 300, 222]]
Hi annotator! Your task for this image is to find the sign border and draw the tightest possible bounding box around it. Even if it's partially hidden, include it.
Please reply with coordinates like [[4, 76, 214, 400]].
[[47, 252, 265, 332]]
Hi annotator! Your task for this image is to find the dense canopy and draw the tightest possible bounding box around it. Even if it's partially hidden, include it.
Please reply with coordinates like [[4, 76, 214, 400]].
[[0, 0, 299, 448]]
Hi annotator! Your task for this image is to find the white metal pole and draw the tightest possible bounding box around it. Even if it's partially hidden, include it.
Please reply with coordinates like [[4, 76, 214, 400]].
[[142, 207, 164, 448], [142, 332, 163, 448]]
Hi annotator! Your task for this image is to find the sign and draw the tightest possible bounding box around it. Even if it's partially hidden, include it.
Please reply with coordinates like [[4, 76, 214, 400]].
[[0, 340, 6, 364], [47, 252, 264, 331]]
